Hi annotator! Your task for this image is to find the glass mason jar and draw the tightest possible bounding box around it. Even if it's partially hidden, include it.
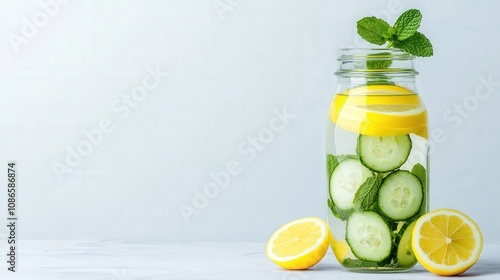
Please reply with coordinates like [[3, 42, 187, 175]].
[[327, 49, 429, 272]]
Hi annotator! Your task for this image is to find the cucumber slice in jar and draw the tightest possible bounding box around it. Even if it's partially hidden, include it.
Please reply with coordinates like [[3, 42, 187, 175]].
[[357, 134, 412, 172], [395, 220, 418, 267], [329, 158, 373, 212], [377, 171, 423, 221], [346, 211, 392, 262]]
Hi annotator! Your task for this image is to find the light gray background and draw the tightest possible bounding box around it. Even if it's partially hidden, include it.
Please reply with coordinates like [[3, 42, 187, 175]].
[[0, 0, 498, 244]]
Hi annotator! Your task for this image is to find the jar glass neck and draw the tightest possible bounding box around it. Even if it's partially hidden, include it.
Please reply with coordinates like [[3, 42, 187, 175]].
[[335, 48, 418, 92], [336, 48, 417, 76], [336, 76, 417, 93]]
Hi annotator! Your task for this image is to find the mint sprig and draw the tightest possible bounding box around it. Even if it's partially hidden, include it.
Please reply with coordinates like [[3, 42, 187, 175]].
[[356, 9, 433, 57]]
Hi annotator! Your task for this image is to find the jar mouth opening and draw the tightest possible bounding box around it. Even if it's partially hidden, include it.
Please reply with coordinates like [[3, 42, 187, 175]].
[[336, 48, 417, 77], [338, 48, 414, 61], [335, 69, 419, 77]]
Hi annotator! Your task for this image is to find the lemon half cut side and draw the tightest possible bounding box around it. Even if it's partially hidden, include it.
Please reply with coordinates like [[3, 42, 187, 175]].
[[266, 217, 329, 270], [412, 208, 483, 276]]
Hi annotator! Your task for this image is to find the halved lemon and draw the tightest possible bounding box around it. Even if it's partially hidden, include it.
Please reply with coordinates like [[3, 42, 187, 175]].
[[266, 217, 329, 270], [412, 208, 483, 276]]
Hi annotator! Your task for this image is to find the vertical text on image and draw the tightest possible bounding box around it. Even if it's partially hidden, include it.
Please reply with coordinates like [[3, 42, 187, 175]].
[[6, 162, 18, 272]]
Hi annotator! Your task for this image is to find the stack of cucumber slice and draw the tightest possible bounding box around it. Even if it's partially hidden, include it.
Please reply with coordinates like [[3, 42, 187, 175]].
[[328, 134, 426, 267]]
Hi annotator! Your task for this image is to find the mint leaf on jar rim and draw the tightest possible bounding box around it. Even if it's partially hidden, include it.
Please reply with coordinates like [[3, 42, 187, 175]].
[[393, 31, 433, 57], [355, 9, 433, 58], [393, 9, 422, 41], [357, 17, 395, 45]]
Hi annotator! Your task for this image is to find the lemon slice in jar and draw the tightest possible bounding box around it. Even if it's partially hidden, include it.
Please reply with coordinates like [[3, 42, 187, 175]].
[[329, 85, 427, 138]]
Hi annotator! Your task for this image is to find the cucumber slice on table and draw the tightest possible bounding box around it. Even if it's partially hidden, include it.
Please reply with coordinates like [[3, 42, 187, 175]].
[[357, 134, 412, 172], [378, 171, 423, 221], [329, 158, 373, 211], [346, 211, 392, 262], [395, 220, 418, 267]]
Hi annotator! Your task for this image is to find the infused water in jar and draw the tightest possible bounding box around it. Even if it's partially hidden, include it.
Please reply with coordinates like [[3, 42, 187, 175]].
[[327, 48, 429, 272]]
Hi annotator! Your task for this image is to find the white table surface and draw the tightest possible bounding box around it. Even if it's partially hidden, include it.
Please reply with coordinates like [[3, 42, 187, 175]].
[[1, 241, 499, 279]]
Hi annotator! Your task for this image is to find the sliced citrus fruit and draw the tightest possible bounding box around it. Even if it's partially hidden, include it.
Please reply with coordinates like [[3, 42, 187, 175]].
[[329, 84, 428, 138], [412, 208, 483, 276], [266, 217, 329, 270]]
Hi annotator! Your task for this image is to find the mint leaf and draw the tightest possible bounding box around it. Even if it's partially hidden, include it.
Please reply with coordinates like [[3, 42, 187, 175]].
[[366, 52, 392, 69], [367, 59, 391, 69], [365, 51, 395, 84], [411, 163, 426, 187], [393, 31, 433, 57], [411, 163, 427, 216], [343, 258, 380, 268], [357, 17, 394, 45], [328, 198, 352, 221], [366, 79, 395, 86], [327, 198, 337, 218], [353, 176, 382, 211], [327, 154, 338, 179], [393, 9, 422, 40]]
